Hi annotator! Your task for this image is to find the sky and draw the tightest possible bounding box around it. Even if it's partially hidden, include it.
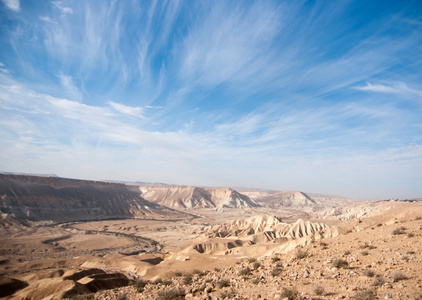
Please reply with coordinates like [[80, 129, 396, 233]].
[[0, 0, 421, 200]]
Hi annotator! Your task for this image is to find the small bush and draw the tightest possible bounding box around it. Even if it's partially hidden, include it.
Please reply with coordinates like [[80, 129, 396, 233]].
[[219, 288, 236, 299], [333, 258, 348, 269], [271, 257, 281, 263], [253, 262, 261, 269], [174, 271, 183, 277], [214, 267, 221, 272], [344, 250, 351, 256], [392, 227, 406, 235], [391, 271, 407, 282], [367, 245, 376, 250], [157, 287, 185, 300], [352, 288, 377, 300], [135, 279, 148, 293], [313, 285, 325, 296], [182, 274, 193, 285], [252, 277, 260, 285], [408, 232, 415, 238], [295, 248, 308, 259], [216, 279, 230, 288], [371, 275, 385, 286], [415, 216, 421, 220], [161, 279, 172, 286], [248, 258, 257, 263], [377, 223, 382, 227], [271, 268, 283, 277], [280, 287, 299, 300], [361, 251, 369, 256], [363, 270, 375, 277], [238, 267, 251, 276], [407, 250, 415, 255], [319, 241, 328, 247]]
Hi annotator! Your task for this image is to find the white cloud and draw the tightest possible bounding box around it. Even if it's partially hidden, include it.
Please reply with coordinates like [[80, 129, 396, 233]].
[[57, 72, 82, 102], [356, 82, 422, 99], [2, 0, 20, 12], [52, 1, 73, 14], [39, 16, 57, 24], [107, 101, 146, 119]]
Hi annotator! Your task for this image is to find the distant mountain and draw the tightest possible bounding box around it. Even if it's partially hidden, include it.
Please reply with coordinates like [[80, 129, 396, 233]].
[[0, 174, 189, 222], [139, 186, 261, 210], [239, 189, 359, 211]]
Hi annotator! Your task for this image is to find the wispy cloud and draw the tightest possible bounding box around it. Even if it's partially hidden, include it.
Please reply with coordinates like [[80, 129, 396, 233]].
[[52, 1, 73, 14], [356, 82, 422, 99], [0, 1, 421, 199], [2, 0, 20, 12], [107, 101, 145, 119], [57, 72, 83, 102]]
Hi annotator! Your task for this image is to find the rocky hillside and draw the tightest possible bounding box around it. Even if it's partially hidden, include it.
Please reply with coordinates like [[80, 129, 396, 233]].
[[240, 189, 360, 211], [202, 215, 328, 242], [0, 174, 189, 222], [139, 186, 260, 210]]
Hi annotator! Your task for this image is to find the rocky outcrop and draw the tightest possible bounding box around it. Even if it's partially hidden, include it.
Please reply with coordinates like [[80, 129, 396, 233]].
[[139, 186, 260, 210], [0, 276, 28, 297], [0, 174, 189, 222], [203, 216, 329, 242]]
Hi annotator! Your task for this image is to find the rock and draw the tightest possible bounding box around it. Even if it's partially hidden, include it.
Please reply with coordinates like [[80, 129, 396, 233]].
[[0, 277, 29, 297]]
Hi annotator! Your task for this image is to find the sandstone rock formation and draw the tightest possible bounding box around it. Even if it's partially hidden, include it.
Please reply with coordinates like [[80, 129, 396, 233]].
[[139, 186, 260, 210]]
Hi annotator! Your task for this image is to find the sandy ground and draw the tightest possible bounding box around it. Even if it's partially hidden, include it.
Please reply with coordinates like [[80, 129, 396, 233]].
[[1, 201, 421, 299]]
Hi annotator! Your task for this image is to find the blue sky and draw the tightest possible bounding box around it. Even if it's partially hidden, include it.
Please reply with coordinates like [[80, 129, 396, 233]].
[[1, 0, 421, 199]]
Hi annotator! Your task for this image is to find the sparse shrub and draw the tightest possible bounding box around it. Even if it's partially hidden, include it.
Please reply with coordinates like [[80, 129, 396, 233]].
[[344, 250, 351, 256], [352, 288, 377, 300], [219, 288, 236, 299], [174, 271, 183, 277], [157, 287, 185, 300], [135, 279, 148, 293], [408, 232, 415, 238], [391, 271, 407, 282], [214, 267, 221, 272], [235, 261, 241, 264], [392, 227, 406, 235], [377, 223, 382, 227], [217, 279, 231, 288], [193, 269, 204, 276], [319, 241, 328, 247], [332, 258, 348, 269], [313, 285, 325, 296], [271, 257, 281, 263], [295, 248, 308, 259], [161, 279, 172, 286], [253, 262, 261, 269], [415, 216, 421, 220], [248, 258, 257, 263], [252, 277, 260, 285], [238, 267, 251, 276], [361, 251, 369, 256], [182, 274, 193, 285], [271, 267, 283, 277], [280, 287, 299, 300], [407, 250, 415, 255], [363, 270, 375, 277], [371, 275, 385, 286]]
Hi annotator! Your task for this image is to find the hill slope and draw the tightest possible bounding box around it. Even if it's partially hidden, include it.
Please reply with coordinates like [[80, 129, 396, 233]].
[[0, 174, 189, 222], [139, 186, 260, 210]]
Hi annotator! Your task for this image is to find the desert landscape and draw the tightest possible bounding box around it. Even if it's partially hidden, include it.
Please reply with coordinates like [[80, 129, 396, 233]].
[[0, 173, 421, 299]]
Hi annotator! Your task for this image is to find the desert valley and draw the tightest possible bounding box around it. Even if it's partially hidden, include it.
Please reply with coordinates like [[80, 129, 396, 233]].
[[0, 173, 421, 300]]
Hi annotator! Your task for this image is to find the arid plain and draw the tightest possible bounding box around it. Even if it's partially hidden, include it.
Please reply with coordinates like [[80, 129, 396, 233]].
[[0, 174, 421, 299]]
